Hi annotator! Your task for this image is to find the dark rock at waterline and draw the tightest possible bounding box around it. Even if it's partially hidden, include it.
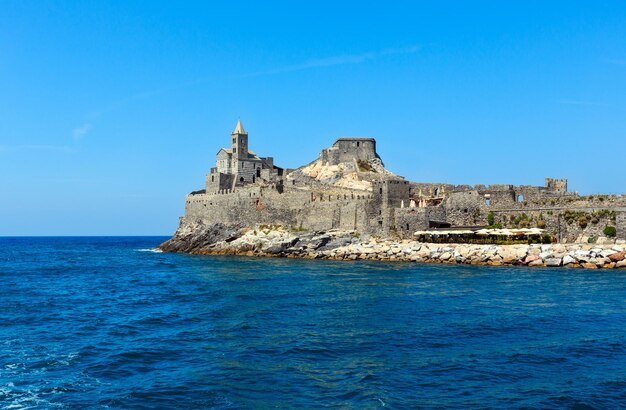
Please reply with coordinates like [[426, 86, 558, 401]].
[[159, 221, 246, 253]]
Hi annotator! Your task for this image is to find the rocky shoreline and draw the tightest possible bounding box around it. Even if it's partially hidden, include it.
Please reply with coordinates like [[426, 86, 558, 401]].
[[159, 222, 626, 269]]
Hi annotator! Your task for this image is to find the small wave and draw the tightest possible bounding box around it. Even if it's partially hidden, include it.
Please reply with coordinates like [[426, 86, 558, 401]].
[[136, 248, 163, 253]]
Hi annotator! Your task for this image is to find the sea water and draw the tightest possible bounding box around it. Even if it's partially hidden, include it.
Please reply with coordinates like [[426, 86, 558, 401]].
[[1, 237, 625, 409]]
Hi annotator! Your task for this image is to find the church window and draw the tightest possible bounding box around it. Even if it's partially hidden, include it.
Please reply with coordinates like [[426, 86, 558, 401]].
[[233, 148, 237, 153], [232, 138, 236, 144]]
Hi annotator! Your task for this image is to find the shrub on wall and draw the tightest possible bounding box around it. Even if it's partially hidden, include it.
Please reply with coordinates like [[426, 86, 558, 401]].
[[487, 211, 495, 226], [604, 226, 617, 237]]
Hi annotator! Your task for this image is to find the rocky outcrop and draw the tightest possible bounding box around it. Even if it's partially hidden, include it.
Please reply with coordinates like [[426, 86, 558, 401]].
[[287, 157, 395, 190], [159, 220, 247, 253], [159, 222, 626, 269]]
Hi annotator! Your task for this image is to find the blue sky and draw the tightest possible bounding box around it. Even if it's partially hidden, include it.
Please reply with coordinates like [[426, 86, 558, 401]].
[[2, 1, 626, 235]]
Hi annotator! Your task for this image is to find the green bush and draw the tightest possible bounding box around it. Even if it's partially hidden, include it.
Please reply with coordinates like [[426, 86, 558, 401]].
[[604, 226, 617, 237], [487, 211, 495, 226]]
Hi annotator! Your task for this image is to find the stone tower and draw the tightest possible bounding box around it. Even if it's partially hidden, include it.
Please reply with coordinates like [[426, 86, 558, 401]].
[[545, 177, 567, 193], [231, 119, 248, 161]]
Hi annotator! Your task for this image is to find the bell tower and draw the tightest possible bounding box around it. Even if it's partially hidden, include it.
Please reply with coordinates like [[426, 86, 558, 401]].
[[231, 119, 248, 160]]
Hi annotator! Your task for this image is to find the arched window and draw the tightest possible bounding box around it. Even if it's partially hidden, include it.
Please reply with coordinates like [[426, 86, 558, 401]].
[[240, 177, 244, 182], [518, 194, 524, 203]]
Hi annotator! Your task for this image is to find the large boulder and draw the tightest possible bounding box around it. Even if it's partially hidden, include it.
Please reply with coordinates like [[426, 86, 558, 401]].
[[609, 252, 626, 262]]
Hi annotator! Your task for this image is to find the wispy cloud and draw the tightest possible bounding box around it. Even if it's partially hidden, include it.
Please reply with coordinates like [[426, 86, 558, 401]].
[[557, 99, 609, 107], [72, 123, 92, 140], [237, 45, 422, 78], [22, 45, 422, 152], [96, 45, 423, 113], [2, 123, 91, 155], [0, 144, 76, 153]]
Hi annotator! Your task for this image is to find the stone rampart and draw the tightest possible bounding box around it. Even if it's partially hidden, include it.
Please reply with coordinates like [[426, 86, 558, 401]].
[[320, 138, 379, 165], [174, 129, 626, 246]]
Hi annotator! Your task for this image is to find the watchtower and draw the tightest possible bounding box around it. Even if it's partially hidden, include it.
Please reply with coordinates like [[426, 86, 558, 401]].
[[545, 177, 567, 194]]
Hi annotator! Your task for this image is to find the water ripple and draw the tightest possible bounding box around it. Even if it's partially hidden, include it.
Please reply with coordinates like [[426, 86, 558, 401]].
[[1, 237, 626, 408]]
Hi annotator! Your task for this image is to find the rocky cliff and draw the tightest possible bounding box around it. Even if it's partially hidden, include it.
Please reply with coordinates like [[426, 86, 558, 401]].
[[287, 156, 395, 190], [159, 221, 626, 269]]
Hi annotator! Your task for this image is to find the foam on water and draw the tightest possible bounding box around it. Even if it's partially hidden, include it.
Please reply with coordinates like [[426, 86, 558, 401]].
[[135, 248, 163, 253]]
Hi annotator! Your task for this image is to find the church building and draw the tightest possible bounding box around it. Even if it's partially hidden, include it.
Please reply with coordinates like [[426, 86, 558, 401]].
[[205, 119, 278, 193]]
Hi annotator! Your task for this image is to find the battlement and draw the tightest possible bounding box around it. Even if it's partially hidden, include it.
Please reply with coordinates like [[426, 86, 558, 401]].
[[546, 177, 568, 193], [320, 137, 380, 166], [179, 119, 626, 243]]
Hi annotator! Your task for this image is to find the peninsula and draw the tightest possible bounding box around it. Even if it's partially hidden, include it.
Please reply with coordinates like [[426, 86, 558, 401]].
[[160, 120, 626, 269]]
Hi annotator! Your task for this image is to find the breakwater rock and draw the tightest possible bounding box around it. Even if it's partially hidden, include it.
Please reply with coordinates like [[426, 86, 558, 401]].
[[160, 223, 626, 269]]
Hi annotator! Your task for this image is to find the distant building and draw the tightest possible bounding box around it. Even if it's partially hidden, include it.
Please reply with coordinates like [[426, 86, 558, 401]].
[[184, 118, 626, 242], [206, 119, 280, 194]]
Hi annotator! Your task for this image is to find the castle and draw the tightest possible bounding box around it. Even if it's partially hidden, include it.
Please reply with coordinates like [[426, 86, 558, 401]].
[[182, 120, 626, 242]]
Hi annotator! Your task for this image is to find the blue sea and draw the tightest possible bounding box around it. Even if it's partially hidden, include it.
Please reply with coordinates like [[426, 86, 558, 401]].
[[1, 237, 626, 409]]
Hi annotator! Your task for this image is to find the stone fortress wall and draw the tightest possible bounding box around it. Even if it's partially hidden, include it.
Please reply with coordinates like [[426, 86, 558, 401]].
[[180, 121, 626, 243], [321, 138, 379, 165]]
